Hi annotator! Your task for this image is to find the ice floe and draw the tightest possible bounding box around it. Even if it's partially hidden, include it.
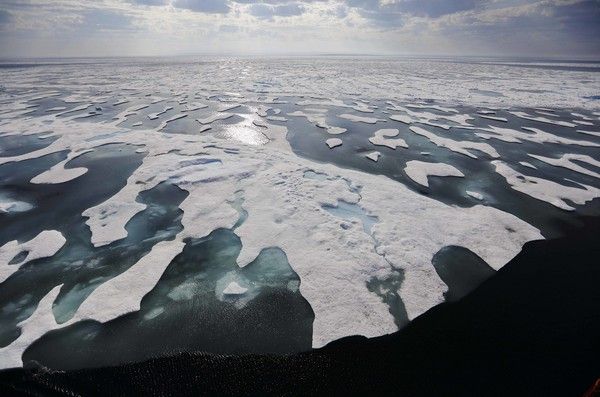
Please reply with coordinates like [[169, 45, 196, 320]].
[[389, 114, 412, 125], [365, 151, 381, 162], [409, 126, 500, 159], [571, 112, 593, 121], [196, 112, 233, 125], [466, 191, 484, 200], [519, 161, 537, 169], [405, 103, 459, 113], [339, 114, 383, 124], [492, 160, 600, 211], [183, 103, 208, 112], [528, 153, 600, 179], [266, 116, 287, 122], [0, 285, 62, 369], [55, 104, 92, 117], [368, 129, 408, 149], [218, 103, 241, 112], [45, 107, 67, 112], [30, 150, 91, 184], [158, 113, 187, 130], [388, 105, 474, 129], [577, 129, 600, 139], [222, 281, 248, 295], [326, 138, 343, 149], [113, 98, 129, 106], [479, 114, 508, 122], [72, 240, 186, 323], [475, 125, 599, 147], [0, 197, 33, 214], [0, 231, 66, 283], [287, 109, 347, 135], [148, 106, 173, 120], [404, 160, 465, 187], [509, 111, 577, 128]]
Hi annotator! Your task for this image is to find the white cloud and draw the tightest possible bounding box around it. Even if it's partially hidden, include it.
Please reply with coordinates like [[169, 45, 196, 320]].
[[0, 0, 597, 57]]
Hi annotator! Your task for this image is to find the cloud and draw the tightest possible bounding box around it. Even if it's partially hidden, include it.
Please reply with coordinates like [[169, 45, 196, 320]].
[[0, 0, 598, 57], [129, 0, 169, 5], [82, 10, 134, 31], [172, 0, 231, 14], [395, 0, 479, 18], [248, 2, 305, 19], [0, 9, 12, 25]]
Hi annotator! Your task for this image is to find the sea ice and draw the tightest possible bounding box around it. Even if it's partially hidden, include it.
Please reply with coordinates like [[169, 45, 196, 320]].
[[577, 130, 600, 138], [30, 150, 91, 184], [0, 231, 66, 283], [339, 114, 382, 124], [0, 286, 62, 369], [218, 103, 241, 112], [571, 112, 593, 121], [196, 112, 233, 125], [0, 198, 33, 214], [389, 114, 412, 125], [183, 103, 208, 112], [476, 125, 599, 147], [492, 160, 600, 211], [148, 106, 173, 120], [479, 115, 508, 122], [222, 281, 248, 295], [368, 129, 408, 149], [113, 99, 129, 106], [72, 240, 186, 323], [405, 104, 459, 113], [326, 138, 343, 149], [519, 161, 537, 169], [528, 153, 600, 179], [55, 104, 92, 117], [45, 107, 67, 112], [365, 152, 381, 162], [388, 105, 474, 129], [0, 110, 545, 354], [404, 160, 465, 187], [158, 113, 187, 130], [466, 191, 484, 200], [1, 70, 566, 359], [409, 126, 499, 159], [509, 111, 577, 128], [266, 116, 287, 122], [287, 110, 346, 135]]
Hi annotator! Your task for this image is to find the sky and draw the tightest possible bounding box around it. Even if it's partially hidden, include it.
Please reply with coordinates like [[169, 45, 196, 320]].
[[0, 0, 599, 58]]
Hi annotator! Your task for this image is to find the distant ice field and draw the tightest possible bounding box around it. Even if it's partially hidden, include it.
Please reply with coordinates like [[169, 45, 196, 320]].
[[0, 57, 599, 370]]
